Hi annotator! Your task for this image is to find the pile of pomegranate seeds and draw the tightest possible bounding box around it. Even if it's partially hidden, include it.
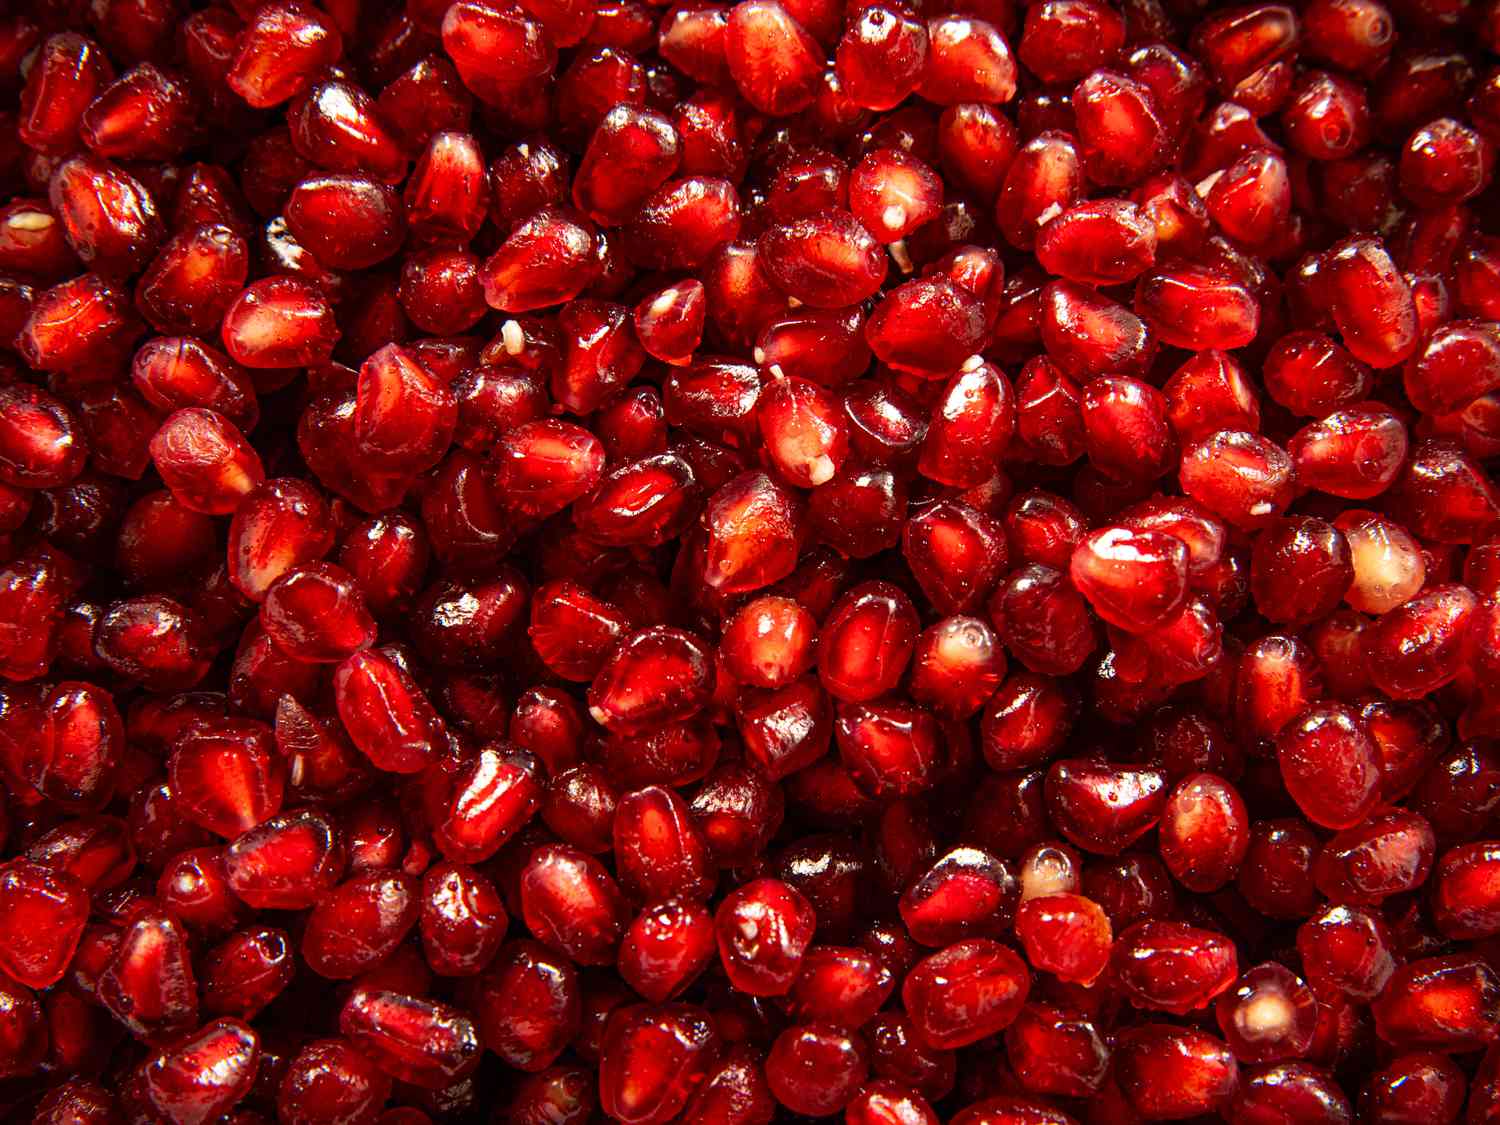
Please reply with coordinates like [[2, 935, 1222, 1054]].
[[3, 0, 1500, 1121]]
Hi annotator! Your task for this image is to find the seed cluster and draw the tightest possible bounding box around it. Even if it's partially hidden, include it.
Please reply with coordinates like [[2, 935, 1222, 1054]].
[[1, 0, 1500, 1122]]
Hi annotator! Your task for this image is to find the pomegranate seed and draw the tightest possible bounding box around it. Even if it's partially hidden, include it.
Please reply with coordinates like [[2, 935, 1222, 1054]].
[[221, 276, 339, 369], [1015, 893, 1110, 986], [702, 470, 805, 593], [227, 2, 343, 109], [0, 0, 1497, 1114], [0, 860, 89, 989], [339, 989, 481, 1089], [1005, 1003, 1109, 1099], [98, 905, 198, 1040], [519, 843, 629, 965], [1372, 953, 1500, 1050], [902, 938, 1029, 1049], [1315, 807, 1435, 905], [1114, 1023, 1240, 1120], [277, 1037, 392, 1124], [334, 649, 447, 774], [714, 877, 815, 995], [1018, 0, 1123, 84], [0, 384, 87, 491], [18, 33, 114, 155], [1363, 583, 1479, 699], [600, 1003, 719, 1121], [724, 0, 823, 115], [136, 1018, 258, 1122], [765, 1022, 868, 1117], [1074, 69, 1169, 187], [1361, 1053, 1466, 1124]]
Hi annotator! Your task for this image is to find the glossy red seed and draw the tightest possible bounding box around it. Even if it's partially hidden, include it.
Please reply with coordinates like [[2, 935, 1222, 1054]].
[[139, 1018, 259, 1124], [277, 1037, 392, 1125], [817, 581, 918, 703], [714, 878, 815, 996], [302, 870, 419, 978], [1041, 280, 1155, 380], [1112, 919, 1238, 1015], [1115, 1023, 1240, 1120], [475, 940, 579, 1071], [600, 1003, 719, 1122], [221, 276, 339, 369], [0, 861, 89, 989], [519, 844, 629, 966], [724, 0, 823, 115], [98, 906, 198, 1040], [1015, 893, 1111, 986], [1276, 704, 1381, 830], [228, 3, 342, 109], [902, 939, 1029, 1049], [868, 277, 989, 379], [1363, 583, 1478, 699], [1372, 954, 1500, 1050], [339, 989, 481, 1089], [334, 649, 447, 774]]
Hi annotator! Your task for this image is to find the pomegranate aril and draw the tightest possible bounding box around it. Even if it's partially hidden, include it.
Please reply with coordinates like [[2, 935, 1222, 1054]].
[[1069, 526, 1188, 635], [1297, 902, 1398, 1002], [520, 843, 629, 966], [334, 649, 446, 774], [47, 153, 164, 276], [702, 470, 805, 594], [1115, 1023, 1241, 1120], [918, 359, 1014, 489], [227, 2, 343, 109], [98, 905, 198, 1040], [221, 276, 339, 369], [868, 277, 990, 379], [613, 785, 715, 904], [0, 860, 89, 989], [573, 105, 681, 228], [18, 33, 114, 155], [723, 0, 823, 115], [277, 1036, 392, 1125], [1036, 199, 1156, 286], [19, 272, 143, 373], [1362, 583, 1478, 699], [997, 130, 1084, 252], [0, 383, 87, 491], [600, 1002, 719, 1122], [902, 938, 1029, 1049], [1071, 68, 1169, 187], [621, 175, 742, 271], [260, 562, 375, 664], [713, 877, 815, 996], [138, 1017, 258, 1124], [339, 989, 481, 1089], [1015, 893, 1110, 986], [1372, 953, 1500, 1050]]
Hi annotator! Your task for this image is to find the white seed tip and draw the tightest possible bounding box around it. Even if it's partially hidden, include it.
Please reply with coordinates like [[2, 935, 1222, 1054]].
[[501, 319, 525, 355], [647, 290, 677, 318], [8, 211, 53, 232], [890, 239, 913, 274], [961, 354, 985, 373]]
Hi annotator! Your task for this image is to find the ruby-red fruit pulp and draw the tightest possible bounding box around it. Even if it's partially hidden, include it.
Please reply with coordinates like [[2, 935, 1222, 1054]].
[[5, 0, 1500, 1119]]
